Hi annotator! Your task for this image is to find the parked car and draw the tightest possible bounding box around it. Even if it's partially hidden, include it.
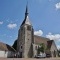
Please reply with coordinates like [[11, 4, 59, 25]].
[[46, 53, 51, 57], [35, 53, 46, 58]]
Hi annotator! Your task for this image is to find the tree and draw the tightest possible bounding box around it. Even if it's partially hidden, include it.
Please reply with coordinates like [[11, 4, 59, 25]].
[[37, 43, 45, 54]]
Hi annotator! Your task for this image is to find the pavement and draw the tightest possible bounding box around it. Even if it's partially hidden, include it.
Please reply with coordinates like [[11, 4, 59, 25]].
[[0, 58, 60, 60]]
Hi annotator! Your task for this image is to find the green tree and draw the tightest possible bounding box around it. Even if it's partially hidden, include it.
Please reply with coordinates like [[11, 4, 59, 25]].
[[37, 43, 45, 54]]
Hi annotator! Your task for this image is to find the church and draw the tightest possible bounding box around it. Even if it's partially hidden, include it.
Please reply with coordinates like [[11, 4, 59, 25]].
[[12, 5, 58, 58], [0, 5, 58, 58]]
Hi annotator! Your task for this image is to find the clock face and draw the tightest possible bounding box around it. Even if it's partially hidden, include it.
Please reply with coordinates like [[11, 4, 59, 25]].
[[27, 26, 31, 31]]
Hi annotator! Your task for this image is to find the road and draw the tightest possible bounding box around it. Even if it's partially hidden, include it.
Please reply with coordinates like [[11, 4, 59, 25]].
[[0, 58, 60, 60]]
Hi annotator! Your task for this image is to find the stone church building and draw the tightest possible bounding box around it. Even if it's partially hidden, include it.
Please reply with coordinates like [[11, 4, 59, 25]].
[[16, 5, 58, 58], [0, 5, 58, 58]]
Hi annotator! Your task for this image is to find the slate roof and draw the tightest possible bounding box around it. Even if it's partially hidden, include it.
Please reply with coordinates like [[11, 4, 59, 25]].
[[0, 42, 16, 52]]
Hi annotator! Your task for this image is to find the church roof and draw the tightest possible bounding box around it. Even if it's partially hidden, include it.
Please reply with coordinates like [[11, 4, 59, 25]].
[[0, 42, 16, 52], [21, 5, 31, 26], [34, 35, 50, 44]]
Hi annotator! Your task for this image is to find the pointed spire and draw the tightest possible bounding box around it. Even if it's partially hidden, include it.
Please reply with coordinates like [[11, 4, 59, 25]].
[[25, 1, 28, 17], [21, 2, 32, 26]]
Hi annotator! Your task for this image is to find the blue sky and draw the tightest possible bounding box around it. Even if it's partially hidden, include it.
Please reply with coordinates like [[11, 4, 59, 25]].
[[0, 0, 60, 49]]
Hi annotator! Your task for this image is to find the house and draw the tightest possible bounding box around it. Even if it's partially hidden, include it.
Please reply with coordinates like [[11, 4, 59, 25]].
[[0, 42, 15, 58]]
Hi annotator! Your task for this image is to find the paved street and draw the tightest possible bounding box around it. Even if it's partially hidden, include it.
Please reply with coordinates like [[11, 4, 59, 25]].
[[0, 58, 60, 60]]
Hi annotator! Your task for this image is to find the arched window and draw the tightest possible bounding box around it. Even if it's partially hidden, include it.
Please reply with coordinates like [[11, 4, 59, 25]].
[[21, 46, 22, 49]]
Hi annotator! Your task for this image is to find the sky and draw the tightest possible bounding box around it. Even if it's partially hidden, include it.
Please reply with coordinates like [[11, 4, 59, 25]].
[[0, 0, 60, 49]]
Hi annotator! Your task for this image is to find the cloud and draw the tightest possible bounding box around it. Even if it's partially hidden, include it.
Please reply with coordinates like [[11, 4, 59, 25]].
[[34, 30, 43, 36], [55, 2, 60, 10], [7, 23, 17, 29], [46, 32, 60, 41], [57, 45, 60, 50], [0, 21, 3, 24]]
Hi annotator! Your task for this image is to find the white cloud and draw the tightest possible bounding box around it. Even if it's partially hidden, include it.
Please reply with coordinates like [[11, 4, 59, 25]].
[[46, 32, 60, 49], [7, 23, 17, 29], [57, 45, 60, 50], [34, 30, 43, 36], [46, 32, 60, 41], [55, 2, 60, 10], [0, 21, 3, 24]]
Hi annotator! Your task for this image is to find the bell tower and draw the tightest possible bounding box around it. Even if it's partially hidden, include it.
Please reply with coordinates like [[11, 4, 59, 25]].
[[17, 4, 34, 58]]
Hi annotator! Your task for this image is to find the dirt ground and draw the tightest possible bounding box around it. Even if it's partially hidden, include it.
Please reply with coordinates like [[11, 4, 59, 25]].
[[0, 58, 60, 60]]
